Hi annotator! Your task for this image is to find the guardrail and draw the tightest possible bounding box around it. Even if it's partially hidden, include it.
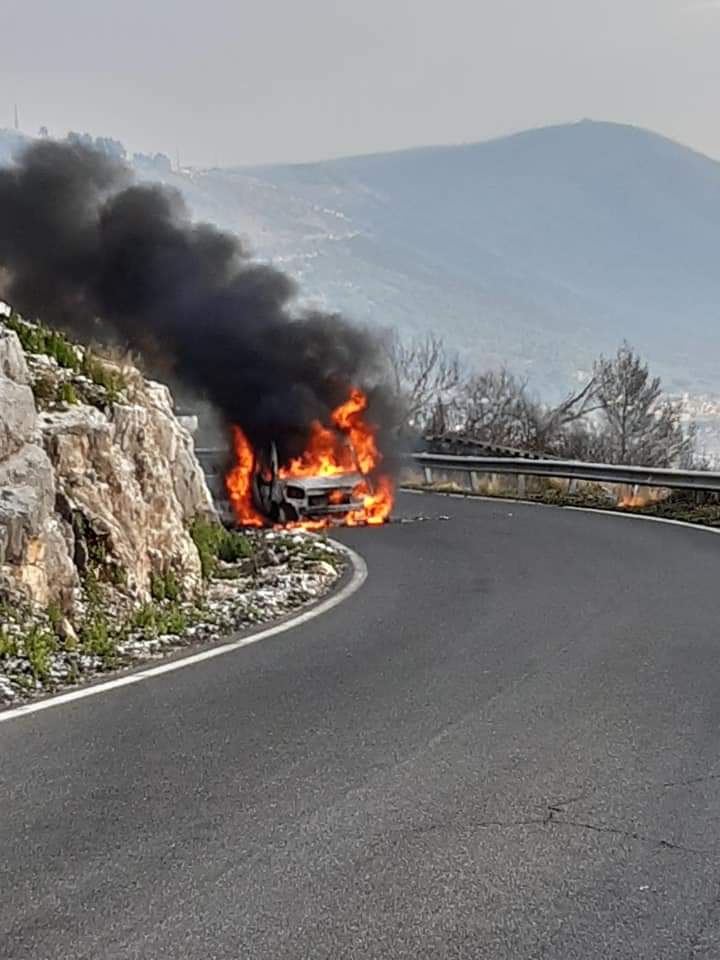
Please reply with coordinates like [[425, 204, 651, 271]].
[[192, 444, 720, 500], [410, 453, 720, 496]]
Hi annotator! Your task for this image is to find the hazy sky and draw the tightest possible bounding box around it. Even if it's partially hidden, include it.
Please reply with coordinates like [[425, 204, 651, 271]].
[[3, 0, 720, 168]]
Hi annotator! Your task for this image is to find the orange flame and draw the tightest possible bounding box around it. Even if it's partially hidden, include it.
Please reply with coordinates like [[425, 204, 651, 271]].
[[226, 426, 265, 527], [346, 474, 395, 526], [617, 487, 666, 509], [280, 421, 354, 479], [618, 494, 649, 509], [225, 387, 394, 528]]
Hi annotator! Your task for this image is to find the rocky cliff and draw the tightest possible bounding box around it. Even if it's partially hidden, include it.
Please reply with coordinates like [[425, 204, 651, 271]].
[[0, 311, 215, 615]]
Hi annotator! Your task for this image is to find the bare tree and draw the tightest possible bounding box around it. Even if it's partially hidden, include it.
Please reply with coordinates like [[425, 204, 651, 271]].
[[457, 368, 533, 447], [456, 367, 598, 455], [386, 330, 698, 468], [530, 377, 600, 455], [384, 330, 462, 430], [592, 344, 694, 466]]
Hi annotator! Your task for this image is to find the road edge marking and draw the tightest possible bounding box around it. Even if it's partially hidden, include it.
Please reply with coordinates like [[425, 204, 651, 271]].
[[399, 487, 720, 535], [0, 541, 367, 725], [561, 504, 720, 534]]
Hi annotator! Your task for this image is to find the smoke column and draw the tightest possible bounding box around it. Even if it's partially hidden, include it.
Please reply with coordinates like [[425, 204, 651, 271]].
[[0, 139, 396, 461]]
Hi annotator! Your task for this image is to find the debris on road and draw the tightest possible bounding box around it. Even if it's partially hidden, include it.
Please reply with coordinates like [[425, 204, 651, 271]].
[[392, 514, 452, 524]]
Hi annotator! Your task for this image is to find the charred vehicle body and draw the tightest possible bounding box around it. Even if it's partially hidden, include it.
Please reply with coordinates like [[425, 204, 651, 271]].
[[252, 442, 364, 523]]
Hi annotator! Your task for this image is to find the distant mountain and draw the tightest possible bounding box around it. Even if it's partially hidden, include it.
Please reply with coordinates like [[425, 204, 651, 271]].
[[3, 121, 720, 397]]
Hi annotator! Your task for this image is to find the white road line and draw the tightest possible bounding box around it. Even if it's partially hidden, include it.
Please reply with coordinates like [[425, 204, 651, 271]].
[[400, 487, 720, 536], [562, 504, 720, 534], [0, 542, 367, 725]]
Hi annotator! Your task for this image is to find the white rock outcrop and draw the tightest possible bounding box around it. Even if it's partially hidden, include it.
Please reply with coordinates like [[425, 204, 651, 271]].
[[0, 326, 215, 613]]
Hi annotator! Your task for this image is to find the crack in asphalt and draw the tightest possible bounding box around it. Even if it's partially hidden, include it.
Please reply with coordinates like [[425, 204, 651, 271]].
[[463, 805, 709, 857], [549, 770, 720, 813], [547, 815, 705, 855], [544, 798, 708, 855], [663, 773, 720, 789], [541, 778, 720, 955]]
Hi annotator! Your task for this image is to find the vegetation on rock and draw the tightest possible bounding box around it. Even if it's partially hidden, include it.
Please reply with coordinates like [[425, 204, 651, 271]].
[[5, 311, 128, 409], [190, 516, 252, 579]]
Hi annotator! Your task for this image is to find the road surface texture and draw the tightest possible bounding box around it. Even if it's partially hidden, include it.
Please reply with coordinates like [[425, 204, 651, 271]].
[[2, 493, 720, 959]]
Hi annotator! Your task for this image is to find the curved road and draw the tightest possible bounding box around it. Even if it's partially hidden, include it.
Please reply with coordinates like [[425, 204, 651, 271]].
[[2, 493, 720, 959]]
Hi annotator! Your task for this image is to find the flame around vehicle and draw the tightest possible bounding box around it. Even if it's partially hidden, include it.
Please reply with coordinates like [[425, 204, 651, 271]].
[[225, 387, 394, 528], [226, 428, 265, 527]]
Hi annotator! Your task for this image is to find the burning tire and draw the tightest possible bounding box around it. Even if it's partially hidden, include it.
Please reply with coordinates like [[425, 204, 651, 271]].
[[275, 502, 299, 524]]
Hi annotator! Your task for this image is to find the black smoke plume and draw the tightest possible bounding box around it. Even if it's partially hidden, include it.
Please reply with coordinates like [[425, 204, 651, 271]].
[[0, 139, 396, 463]]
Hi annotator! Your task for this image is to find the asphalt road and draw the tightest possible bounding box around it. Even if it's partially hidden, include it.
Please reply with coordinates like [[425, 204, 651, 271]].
[[3, 493, 720, 959]]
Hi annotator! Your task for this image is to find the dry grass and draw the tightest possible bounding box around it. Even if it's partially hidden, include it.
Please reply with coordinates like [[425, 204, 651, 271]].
[[401, 474, 720, 528]]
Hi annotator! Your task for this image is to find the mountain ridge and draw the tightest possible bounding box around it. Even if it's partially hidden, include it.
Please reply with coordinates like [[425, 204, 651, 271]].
[[2, 120, 719, 398]]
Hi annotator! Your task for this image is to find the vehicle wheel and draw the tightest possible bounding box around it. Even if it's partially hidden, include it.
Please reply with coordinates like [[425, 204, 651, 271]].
[[277, 503, 299, 524], [251, 475, 265, 514]]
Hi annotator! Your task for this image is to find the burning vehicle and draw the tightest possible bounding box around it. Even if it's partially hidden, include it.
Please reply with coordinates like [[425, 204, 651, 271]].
[[251, 441, 365, 524], [226, 388, 395, 529]]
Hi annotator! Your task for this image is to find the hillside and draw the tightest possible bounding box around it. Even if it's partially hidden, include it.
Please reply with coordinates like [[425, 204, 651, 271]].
[[3, 121, 720, 397], [165, 121, 720, 398]]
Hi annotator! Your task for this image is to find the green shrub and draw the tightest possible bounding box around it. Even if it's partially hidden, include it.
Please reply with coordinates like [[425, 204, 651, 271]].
[[57, 381, 79, 404], [0, 628, 18, 659], [23, 626, 57, 683], [81, 351, 127, 400], [214, 567, 244, 580], [87, 537, 107, 566], [46, 331, 79, 369], [190, 516, 253, 578], [47, 601, 63, 634], [130, 603, 158, 634], [5, 313, 80, 369], [217, 529, 252, 563], [150, 570, 182, 602], [81, 567, 102, 608], [108, 563, 127, 589], [190, 516, 224, 578], [129, 599, 192, 638], [3, 314, 131, 408], [6, 312, 42, 352], [79, 616, 116, 666], [157, 604, 189, 635]]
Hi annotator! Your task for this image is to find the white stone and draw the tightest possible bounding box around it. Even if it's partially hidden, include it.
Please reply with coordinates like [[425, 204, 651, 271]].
[[0, 329, 30, 385]]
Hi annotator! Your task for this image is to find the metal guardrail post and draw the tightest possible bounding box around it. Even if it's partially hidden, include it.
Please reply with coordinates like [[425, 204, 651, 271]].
[[517, 474, 527, 498], [424, 465, 433, 485]]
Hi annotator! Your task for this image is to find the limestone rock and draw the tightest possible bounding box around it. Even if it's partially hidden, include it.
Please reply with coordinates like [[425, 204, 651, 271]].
[[0, 444, 78, 609], [0, 315, 217, 615], [38, 397, 207, 598], [0, 377, 37, 461], [0, 445, 56, 561], [0, 328, 30, 385]]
